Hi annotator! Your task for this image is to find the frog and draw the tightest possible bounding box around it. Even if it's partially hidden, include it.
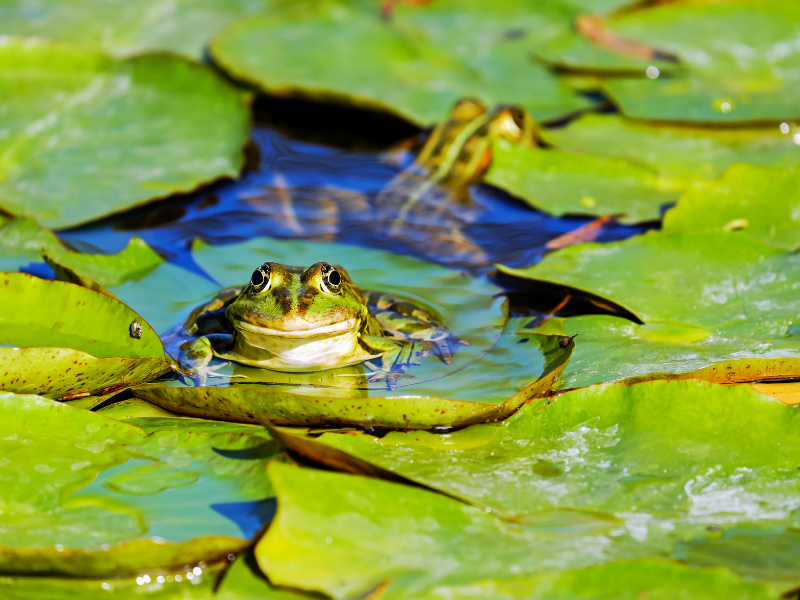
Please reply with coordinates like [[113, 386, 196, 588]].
[[241, 99, 535, 267], [176, 260, 461, 389]]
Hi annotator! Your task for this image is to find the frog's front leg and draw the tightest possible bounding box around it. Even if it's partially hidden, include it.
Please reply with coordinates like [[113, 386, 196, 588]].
[[360, 335, 408, 391], [176, 334, 239, 386]]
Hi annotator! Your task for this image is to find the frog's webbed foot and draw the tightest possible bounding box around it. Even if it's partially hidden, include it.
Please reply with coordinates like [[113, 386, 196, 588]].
[[175, 361, 247, 387], [174, 335, 246, 386], [363, 361, 410, 391]]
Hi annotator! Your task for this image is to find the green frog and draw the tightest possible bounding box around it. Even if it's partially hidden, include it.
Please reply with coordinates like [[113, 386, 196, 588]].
[[243, 100, 535, 266], [177, 261, 460, 389]]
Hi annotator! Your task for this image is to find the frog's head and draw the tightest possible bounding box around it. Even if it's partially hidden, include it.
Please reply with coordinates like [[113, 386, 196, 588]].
[[226, 262, 369, 341], [417, 99, 536, 186]]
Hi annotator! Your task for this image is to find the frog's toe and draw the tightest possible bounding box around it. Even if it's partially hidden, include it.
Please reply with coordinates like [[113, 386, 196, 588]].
[[364, 363, 410, 391], [180, 361, 247, 386]]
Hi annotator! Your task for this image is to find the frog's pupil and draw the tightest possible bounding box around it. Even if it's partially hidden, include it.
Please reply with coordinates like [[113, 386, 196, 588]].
[[328, 270, 341, 286], [251, 269, 265, 286]]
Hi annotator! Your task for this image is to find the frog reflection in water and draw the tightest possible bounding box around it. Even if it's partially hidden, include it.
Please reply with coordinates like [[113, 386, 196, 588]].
[[178, 261, 462, 389], [245, 99, 535, 266]]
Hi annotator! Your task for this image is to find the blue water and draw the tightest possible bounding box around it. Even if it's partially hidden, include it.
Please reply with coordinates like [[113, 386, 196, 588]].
[[58, 124, 651, 284]]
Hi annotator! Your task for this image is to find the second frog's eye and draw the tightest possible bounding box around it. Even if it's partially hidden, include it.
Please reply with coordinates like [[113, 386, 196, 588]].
[[320, 263, 342, 294], [250, 263, 271, 293]]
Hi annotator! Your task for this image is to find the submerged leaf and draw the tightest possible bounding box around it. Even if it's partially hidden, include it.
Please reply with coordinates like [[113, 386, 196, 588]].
[[0, 393, 278, 575], [44, 236, 164, 296], [0, 37, 249, 228]]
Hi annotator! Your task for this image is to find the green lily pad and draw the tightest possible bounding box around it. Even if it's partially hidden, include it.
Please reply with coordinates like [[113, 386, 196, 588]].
[[539, 114, 800, 183], [539, 0, 800, 122], [412, 560, 778, 600], [0, 273, 170, 399], [663, 164, 800, 251], [271, 380, 800, 588], [257, 461, 610, 599], [0, 0, 305, 58], [603, 76, 800, 124], [129, 237, 572, 429], [0, 37, 249, 228], [498, 230, 800, 382], [210, 1, 591, 126], [0, 393, 278, 576], [44, 236, 164, 296], [527, 315, 800, 389], [486, 139, 680, 223]]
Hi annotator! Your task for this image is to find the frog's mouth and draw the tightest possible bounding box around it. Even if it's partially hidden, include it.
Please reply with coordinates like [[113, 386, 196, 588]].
[[231, 317, 359, 339]]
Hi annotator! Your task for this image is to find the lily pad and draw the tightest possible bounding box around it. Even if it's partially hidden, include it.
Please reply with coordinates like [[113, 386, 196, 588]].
[[538, 0, 800, 122], [526, 315, 800, 389], [539, 114, 800, 183], [603, 76, 800, 124], [258, 447, 790, 599], [0, 216, 65, 272], [96, 398, 268, 435], [663, 164, 800, 251], [486, 139, 680, 223], [0, 393, 278, 575], [0, 273, 170, 399], [272, 380, 800, 588], [498, 230, 800, 382], [0, 37, 249, 228], [44, 236, 164, 296], [0, 0, 305, 58], [210, 1, 591, 126], [130, 237, 572, 429], [257, 462, 614, 599], [1, 567, 222, 599], [412, 560, 778, 600]]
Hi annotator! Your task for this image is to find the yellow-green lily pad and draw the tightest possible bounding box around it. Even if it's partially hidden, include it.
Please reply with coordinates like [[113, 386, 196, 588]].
[[0, 273, 170, 399], [539, 113, 800, 183], [210, 1, 591, 126], [663, 164, 800, 251], [498, 230, 800, 382], [486, 139, 679, 223], [0, 37, 249, 228], [128, 237, 572, 429], [0, 393, 278, 576], [271, 380, 800, 589], [0, 0, 304, 58]]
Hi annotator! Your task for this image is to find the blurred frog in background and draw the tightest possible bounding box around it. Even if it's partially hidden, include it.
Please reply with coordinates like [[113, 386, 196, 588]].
[[243, 99, 536, 267]]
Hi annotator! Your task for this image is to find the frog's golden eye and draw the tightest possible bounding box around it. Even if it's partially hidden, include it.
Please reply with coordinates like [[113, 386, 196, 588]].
[[320, 263, 342, 294], [250, 263, 271, 293]]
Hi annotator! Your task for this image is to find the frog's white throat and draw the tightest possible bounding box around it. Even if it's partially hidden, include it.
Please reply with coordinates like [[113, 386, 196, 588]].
[[228, 317, 378, 371]]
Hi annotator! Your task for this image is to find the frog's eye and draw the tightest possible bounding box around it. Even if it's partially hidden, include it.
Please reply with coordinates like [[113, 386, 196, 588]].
[[250, 264, 271, 293], [320, 263, 342, 294]]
